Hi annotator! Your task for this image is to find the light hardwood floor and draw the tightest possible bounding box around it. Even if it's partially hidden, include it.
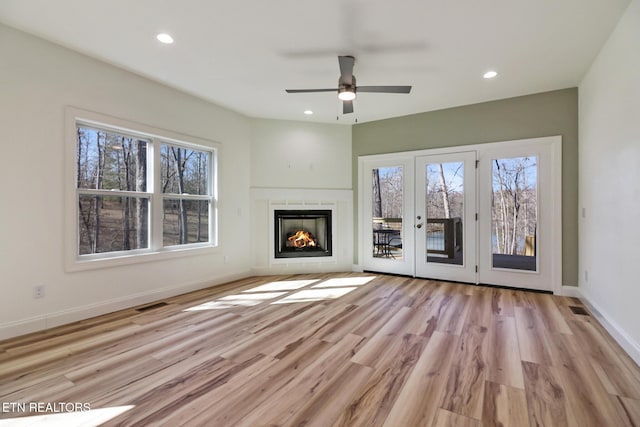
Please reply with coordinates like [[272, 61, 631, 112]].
[[1, 273, 640, 426]]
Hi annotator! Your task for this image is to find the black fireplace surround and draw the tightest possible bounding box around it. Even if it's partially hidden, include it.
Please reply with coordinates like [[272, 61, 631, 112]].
[[274, 209, 332, 258]]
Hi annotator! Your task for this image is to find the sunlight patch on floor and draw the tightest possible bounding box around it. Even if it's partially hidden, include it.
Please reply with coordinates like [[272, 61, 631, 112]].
[[0, 405, 134, 427], [241, 280, 319, 293], [183, 276, 377, 310], [311, 276, 376, 288], [218, 292, 288, 301], [184, 292, 287, 311], [272, 287, 358, 304]]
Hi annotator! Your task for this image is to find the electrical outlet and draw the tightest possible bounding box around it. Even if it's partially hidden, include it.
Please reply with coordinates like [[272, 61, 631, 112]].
[[224, 255, 230, 264], [33, 285, 45, 299]]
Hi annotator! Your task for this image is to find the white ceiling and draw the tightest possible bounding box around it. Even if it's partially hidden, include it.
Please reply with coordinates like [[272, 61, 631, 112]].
[[0, 0, 630, 124]]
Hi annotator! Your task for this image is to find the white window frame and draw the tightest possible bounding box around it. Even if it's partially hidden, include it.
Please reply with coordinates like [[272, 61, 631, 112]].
[[65, 107, 219, 272]]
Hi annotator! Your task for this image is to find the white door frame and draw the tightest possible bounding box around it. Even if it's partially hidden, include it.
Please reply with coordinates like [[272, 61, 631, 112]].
[[358, 135, 562, 294]]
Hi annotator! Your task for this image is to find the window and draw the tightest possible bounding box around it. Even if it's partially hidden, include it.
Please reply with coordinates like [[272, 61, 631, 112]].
[[160, 144, 211, 246], [66, 108, 217, 270], [76, 127, 151, 255]]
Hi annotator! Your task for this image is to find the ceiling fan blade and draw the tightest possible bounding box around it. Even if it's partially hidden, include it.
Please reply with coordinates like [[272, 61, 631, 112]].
[[343, 100, 354, 114], [356, 86, 412, 94], [338, 56, 355, 85], [358, 41, 428, 54], [285, 88, 337, 93]]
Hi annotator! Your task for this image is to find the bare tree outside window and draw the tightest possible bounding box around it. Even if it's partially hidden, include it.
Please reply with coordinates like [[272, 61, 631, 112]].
[[425, 163, 463, 220], [76, 127, 149, 255], [371, 166, 403, 259], [425, 162, 464, 264], [372, 166, 403, 219], [75, 122, 215, 258], [491, 156, 537, 270], [160, 145, 210, 246]]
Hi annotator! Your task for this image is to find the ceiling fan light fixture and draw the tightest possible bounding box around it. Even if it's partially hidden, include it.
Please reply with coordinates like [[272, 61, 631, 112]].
[[338, 88, 356, 101]]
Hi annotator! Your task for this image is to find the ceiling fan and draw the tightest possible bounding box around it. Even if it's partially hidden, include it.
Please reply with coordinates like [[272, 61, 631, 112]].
[[285, 56, 412, 114]]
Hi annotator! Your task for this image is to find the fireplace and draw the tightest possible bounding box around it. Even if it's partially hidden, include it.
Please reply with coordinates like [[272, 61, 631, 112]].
[[274, 210, 332, 258]]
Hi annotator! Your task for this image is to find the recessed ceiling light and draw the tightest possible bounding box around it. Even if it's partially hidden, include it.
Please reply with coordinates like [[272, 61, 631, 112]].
[[483, 70, 498, 79], [304, 110, 313, 115], [156, 33, 174, 44]]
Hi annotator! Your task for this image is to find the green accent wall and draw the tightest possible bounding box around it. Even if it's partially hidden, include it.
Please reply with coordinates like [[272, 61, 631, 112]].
[[352, 88, 578, 287]]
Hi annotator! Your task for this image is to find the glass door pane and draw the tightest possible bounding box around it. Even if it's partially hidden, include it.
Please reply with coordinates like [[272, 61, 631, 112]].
[[371, 166, 403, 261], [491, 156, 538, 271], [425, 162, 464, 265]]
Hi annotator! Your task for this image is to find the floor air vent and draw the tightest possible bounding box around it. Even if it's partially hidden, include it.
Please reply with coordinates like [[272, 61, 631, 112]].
[[569, 306, 590, 316], [136, 302, 168, 312]]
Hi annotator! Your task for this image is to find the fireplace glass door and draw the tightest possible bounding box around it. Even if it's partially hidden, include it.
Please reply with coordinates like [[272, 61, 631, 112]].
[[274, 210, 332, 258]]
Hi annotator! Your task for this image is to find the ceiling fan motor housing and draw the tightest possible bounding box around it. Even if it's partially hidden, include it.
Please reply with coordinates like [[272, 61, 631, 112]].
[[339, 74, 355, 89], [339, 75, 356, 93]]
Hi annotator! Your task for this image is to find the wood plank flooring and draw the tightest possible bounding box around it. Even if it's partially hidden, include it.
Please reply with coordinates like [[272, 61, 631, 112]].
[[1, 273, 639, 426]]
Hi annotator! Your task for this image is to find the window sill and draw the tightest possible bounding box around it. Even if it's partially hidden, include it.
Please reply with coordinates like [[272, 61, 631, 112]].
[[65, 244, 218, 272]]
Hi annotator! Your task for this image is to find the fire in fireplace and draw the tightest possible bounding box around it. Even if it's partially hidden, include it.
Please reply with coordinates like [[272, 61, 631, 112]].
[[287, 230, 318, 248], [275, 210, 332, 258]]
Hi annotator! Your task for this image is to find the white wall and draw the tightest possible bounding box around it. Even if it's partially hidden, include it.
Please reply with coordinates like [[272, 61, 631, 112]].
[[250, 119, 351, 189], [0, 24, 253, 338], [579, 0, 640, 361]]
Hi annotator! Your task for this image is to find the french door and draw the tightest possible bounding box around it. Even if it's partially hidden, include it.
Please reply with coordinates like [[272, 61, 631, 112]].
[[360, 156, 415, 276], [359, 136, 562, 293], [414, 152, 476, 283], [476, 139, 561, 292]]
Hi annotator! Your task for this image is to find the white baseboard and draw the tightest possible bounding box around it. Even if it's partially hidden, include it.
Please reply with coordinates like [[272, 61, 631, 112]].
[[250, 263, 353, 276], [560, 285, 581, 298], [570, 287, 640, 367], [0, 270, 251, 341]]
